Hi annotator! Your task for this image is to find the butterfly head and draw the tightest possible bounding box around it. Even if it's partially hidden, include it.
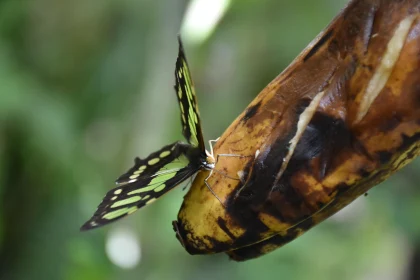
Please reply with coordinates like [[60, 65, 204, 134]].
[[203, 149, 216, 170]]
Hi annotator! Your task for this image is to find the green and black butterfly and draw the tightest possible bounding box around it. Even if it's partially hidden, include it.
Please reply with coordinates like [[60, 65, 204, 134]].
[[80, 37, 216, 230]]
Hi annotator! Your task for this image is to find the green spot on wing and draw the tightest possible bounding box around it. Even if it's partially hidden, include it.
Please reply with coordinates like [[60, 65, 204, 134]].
[[103, 208, 131, 220], [127, 206, 138, 214], [148, 158, 160, 165], [127, 185, 155, 195], [150, 172, 177, 191], [160, 151, 171, 158], [126, 159, 187, 195], [111, 196, 142, 208]]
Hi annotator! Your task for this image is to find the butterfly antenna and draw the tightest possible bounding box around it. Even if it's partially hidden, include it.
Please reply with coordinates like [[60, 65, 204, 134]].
[[208, 137, 220, 160], [209, 137, 255, 164]]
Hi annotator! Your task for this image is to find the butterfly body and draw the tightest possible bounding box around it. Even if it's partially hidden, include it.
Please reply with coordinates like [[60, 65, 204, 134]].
[[184, 144, 215, 171]]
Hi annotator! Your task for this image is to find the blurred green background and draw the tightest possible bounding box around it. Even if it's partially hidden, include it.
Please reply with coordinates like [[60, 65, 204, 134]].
[[1, 0, 420, 279]]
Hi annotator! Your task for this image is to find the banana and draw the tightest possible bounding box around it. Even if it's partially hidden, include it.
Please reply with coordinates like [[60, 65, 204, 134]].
[[173, 0, 420, 261]]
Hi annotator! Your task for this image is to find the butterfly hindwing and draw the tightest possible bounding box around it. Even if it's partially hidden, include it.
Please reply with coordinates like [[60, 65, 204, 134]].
[[175, 37, 205, 151], [80, 142, 199, 230], [115, 142, 187, 185]]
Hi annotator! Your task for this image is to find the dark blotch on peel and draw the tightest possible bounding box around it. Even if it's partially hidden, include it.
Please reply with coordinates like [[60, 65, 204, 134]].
[[241, 101, 262, 122]]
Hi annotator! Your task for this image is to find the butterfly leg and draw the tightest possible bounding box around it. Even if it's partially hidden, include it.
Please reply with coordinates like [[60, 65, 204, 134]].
[[215, 153, 254, 164], [208, 137, 255, 165], [204, 169, 226, 207], [203, 154, 255, 207], [204, 139, 257, 206]]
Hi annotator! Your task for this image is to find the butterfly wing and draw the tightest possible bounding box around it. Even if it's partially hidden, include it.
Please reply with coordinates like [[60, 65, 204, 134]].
[[175, 36, 205, 151], [115, 142, 189, 185], [81, 37, 208, 231], [80, 142, 199, 230]]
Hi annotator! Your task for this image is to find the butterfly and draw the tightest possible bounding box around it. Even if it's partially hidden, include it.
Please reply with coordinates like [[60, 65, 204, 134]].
[[80, 37, 216, 230]]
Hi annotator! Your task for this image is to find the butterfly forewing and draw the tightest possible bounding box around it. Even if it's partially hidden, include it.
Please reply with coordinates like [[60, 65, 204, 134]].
[[80, 142, 199, 230], [175, 37, 205, 151]]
